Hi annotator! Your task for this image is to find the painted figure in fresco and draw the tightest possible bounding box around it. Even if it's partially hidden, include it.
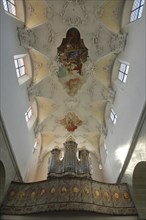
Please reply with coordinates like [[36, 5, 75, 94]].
[[57, 28, 88, 96], [57, 28, 88, 76]]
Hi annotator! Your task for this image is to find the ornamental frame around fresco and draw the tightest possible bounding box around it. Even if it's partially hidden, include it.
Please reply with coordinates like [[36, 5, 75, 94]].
[[57, 28, 88, 96], [60, 112, 82, 132]]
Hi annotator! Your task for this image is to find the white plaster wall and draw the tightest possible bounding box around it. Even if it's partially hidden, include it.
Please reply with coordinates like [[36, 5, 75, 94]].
[[90, 152, 103, 182], [0, 2, 36, 181], [102, 5, 145, 183], [0, 116, 22, 204]]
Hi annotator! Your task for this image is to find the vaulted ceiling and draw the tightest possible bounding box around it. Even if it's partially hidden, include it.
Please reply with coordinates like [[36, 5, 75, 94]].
[[18, 0, 126, 161]]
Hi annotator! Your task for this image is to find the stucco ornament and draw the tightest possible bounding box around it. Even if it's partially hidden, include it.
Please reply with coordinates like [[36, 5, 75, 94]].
[[17, 27, 37, 49], [60, 0, 88, 26]]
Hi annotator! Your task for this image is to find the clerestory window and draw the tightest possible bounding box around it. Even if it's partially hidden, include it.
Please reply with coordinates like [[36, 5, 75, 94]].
[[110, 109, 117, 125], [32, 141, 38, 153], [118, 63, 129, 83], [14, 57, 25, 78], [2, 0, 16, 16], [130, 0, 145, 22], [25, 107, 32, 123]]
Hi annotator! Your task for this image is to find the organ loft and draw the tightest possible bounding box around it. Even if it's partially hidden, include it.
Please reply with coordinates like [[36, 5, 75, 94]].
[[0, 137, 137, 216], [48, 137, 91, 179]]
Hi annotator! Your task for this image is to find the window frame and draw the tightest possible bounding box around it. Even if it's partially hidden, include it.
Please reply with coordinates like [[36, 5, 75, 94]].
[[2, 0, 16, 16], [25, 106, 32, 123], [130, 0, 145, 22], [32, 141, 38, 153], [14, 57, 25, 78], [118, 63, 129, 83], [110, 109, 117, 125]]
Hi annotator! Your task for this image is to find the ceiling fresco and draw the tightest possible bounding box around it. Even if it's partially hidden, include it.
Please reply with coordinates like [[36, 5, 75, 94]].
[[60, 112, 82, 132], [57, 27, 88, 96], [18, 0, 126, 163]]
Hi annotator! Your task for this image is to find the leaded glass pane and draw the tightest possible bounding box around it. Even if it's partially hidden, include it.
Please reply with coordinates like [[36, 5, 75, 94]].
[[18, 58, 24, 67], [2, 0, 8, 11], [125, 65, 129, 74], [130, 10, 139, 22], [14, 59, 18, 68], [120, 63, 126, 72], [16, 69, 20, 78], [118, 71, 124, 81], [123, 75, 127, 83], [141, 0, 145, 5], [20, 66, 25, 76], [8, 2, 16, 15], [132, 0, 140, 10], [138, 6, 143, 18]]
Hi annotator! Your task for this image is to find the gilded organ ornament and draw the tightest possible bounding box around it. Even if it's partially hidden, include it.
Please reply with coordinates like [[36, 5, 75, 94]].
[[61, 185, 67, 193], [114, 192, 119, 200], [40, 189, 46, 197], [83, 186, 90, 195], [31, 191, 36, 199], [104, 191, 110, 200], [72, 186, 80, 194], [95, 190, 100, 199], [19, 191, 26, 201], [50, 187, 56, 194], [123, 192, 129, 200]]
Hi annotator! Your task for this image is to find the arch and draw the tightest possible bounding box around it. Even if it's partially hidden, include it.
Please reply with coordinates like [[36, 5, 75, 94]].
[[95, 53, 117, 89], [15, 0, 25, 22], [132, 161, 146, 219], [24, 0, 48, 28], [29, 48, 49, 84], [35, 97, 54, 125], [0, 160, 6, 205], [98, 0, 125, 33], [121, 0, 134, 29]]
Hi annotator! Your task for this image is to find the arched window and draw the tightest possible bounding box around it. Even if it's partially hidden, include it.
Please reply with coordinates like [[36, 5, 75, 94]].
[[130, 0, 145, 22], [32, 141, 38, 154], [2, 0, 16, 16], [110, 109, 117, 125], [118, 62, 129, 83], [24, 101, 38, 130], [14, 54, 32, 85], [2, 0, 25, 22], [25, 106, 32, 123], [14, 57, 25, 78]]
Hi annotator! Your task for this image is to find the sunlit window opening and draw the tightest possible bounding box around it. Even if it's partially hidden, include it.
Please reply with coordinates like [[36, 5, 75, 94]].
[[32, 141, 38, 153], [25, 107, 32, 123], [130, 0, 145, 22], [14, 58, 25, 78], [110, 109, 117, 125], [118, 63, 129, 83], [2, 0, 16, 16], [104, 144, 108, 155]]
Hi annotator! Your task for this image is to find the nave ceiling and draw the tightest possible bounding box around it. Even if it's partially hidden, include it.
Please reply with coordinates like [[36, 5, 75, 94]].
[[18, 0, 126, 162]]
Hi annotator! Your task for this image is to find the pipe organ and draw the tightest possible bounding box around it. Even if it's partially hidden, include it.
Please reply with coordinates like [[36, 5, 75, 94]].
[[48, 138, 91, 178]]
